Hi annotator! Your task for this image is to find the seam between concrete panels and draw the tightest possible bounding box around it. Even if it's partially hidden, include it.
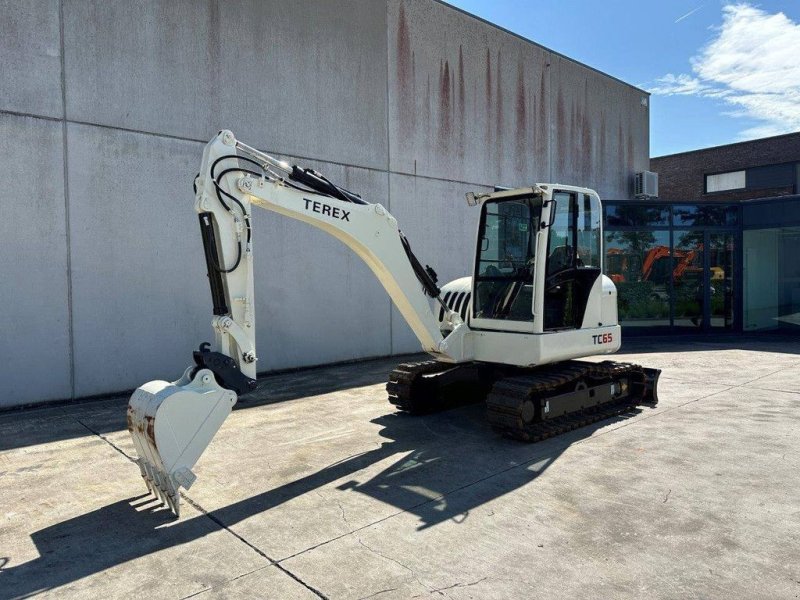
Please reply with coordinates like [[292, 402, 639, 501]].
[[0, 109, 503, 192], [58, 0, 75, 400], [0, 108, 500, 194], [384, 0, 393, 355]]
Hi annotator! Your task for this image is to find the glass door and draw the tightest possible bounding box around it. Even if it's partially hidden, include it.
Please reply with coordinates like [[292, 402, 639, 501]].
[[673, 230, 735, 331], [672, 230, 704, 329], [708, 232, 735, 329]]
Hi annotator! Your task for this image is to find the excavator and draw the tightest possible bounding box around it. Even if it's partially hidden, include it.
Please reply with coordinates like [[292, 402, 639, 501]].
[[127, 130, 660, 515]]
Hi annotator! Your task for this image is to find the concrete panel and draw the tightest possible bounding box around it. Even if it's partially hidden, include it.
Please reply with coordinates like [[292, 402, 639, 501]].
[[251, 156, 391, 371], [0, 0, 62, 118], [0, 114, 70, 407], [549, 55, 650, 199], [387, 173, 489, 354], [388, 0, 551, 187], [63, 0, 388, 170], [67, 124, 390, 396], [67, 125, 209, 397]]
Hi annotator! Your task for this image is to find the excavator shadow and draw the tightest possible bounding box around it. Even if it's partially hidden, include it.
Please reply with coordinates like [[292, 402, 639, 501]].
[[0, 402, 646, 598], [620, 333, 800, 356], [338, 404, 647, 530]]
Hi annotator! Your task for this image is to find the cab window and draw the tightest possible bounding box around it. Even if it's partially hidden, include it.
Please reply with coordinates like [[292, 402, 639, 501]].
[[544, 192, 602, 330], [474, 198, 541, 321]]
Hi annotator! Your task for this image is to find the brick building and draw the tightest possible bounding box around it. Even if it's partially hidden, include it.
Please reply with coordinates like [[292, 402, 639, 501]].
[[651, 132, 800, 201]]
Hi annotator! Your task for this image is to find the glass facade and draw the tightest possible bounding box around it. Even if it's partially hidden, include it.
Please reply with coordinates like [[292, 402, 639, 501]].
[[743, 227, 800, 331], [604, 201, 740, 333], [605, 230, 671, 327], [604, 197, 800, 335]]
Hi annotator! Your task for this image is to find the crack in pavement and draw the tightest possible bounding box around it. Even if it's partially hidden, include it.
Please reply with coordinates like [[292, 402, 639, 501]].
[[357, 587, 398, 600], [177, 586, 211, 599], [337, 500, 350, 527], [357, 538, 430, 593], [429, 576, 488, 594], [179, 494, 330, 599]]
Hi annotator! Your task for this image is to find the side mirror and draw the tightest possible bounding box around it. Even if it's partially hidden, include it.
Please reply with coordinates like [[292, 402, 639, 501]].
[[465, 192, 478, 207], [540, 200, 557, 228]]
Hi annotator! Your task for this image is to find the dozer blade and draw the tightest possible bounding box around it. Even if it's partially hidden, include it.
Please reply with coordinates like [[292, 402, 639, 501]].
[[127, 368, 237, 516], [640, 367, 661, 405]]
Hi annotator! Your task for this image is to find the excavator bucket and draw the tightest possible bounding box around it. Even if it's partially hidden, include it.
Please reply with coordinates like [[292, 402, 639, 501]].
[[126, 368, 237, 516]]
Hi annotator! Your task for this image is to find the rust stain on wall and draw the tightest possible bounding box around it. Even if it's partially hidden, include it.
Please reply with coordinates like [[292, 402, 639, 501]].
[[495, 49, 503, 166], [627, 132, 634, 170], [458, 45, 466, 160], [537, 66, 547, 161], [206, 1, 221, 118], [556, 88, 566, 175], [438, 59, 452, 152], [599, 111, 607, 179], [581, 80, 593, 182], [424, 73, 431, 157], [515, 60, 527, 172], [396, 3, 415, 137], [485, 48, 492, 148]]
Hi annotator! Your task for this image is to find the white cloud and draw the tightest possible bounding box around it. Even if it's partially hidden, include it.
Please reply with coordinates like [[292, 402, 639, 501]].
[[648, 3, 800, 140], [649, 73, 712, 95]]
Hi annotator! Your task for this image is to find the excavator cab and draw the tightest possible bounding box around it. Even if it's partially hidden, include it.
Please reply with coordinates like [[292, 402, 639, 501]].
[[471, 186, 604, 334]]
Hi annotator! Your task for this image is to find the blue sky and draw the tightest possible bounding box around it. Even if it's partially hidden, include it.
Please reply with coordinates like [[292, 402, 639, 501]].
[[447, 1, 800, 156]]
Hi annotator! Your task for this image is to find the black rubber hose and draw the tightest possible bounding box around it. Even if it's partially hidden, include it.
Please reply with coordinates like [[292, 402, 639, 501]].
[[399, 232, 441, 298], [289, 166, 368, 204]]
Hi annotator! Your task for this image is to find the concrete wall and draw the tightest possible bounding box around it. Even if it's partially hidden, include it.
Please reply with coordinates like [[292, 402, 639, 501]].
[[0, 0, 649, 407]]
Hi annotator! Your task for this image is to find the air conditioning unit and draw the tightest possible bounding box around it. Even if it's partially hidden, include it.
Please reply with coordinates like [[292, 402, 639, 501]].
[[634, 171, 659, 198]]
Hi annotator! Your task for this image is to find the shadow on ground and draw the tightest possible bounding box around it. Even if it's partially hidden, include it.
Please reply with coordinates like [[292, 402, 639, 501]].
[[0, 402, 645, 598], [620, 333, 800, 356]]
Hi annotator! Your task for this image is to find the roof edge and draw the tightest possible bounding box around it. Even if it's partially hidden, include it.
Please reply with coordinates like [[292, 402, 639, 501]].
[[434, 0, 650, 96], [652, 131, 800, 160]]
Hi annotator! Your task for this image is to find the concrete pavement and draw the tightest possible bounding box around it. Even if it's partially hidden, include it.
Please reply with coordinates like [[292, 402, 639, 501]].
[[1, 337, 799, 598]]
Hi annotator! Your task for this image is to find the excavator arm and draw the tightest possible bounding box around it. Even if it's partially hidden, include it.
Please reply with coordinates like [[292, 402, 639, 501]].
[[127, 131, 465, 514]]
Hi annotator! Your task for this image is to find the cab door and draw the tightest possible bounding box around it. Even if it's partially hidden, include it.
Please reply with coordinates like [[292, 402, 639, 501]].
[[542, 191, 603, 330], [471, 195, 542, 333]]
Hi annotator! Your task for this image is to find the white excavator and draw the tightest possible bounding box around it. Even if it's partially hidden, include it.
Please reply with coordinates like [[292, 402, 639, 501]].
[[127, 130, 660, 515]]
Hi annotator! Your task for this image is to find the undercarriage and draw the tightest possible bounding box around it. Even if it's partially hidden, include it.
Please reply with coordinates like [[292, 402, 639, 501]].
[[387, 360, 660, 441]]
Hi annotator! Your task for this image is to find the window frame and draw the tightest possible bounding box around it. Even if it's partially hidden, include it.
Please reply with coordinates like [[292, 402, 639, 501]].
[[471, 194, 544, 333], [704, 170, 746, 194]]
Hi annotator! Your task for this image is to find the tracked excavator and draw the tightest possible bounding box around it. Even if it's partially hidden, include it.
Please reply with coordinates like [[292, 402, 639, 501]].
[[127, 130, 660, 515]]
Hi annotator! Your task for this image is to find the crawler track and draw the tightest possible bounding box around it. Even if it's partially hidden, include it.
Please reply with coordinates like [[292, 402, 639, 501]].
[[386, 360, 456, 414], [485, 360, 658, 442], [387, 358, 660, 440]]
